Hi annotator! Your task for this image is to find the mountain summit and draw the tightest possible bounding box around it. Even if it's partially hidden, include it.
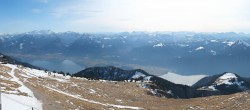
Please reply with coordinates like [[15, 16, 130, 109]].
[[193, 72, 250, 94]]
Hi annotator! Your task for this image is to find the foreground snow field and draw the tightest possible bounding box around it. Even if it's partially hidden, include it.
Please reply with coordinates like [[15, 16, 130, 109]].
[[0, 64, 42, 110]]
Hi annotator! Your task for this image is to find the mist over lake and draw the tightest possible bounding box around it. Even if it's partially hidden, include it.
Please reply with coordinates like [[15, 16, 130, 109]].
[[31, 59, 84, 73]]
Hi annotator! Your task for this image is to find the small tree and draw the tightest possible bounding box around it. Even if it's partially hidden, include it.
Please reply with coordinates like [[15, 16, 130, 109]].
[[58, 71, 65, 76], [66, 72, 70, 76]]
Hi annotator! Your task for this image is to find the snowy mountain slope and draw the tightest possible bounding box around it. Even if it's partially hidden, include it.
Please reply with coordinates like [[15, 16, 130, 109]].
[[230, 40, 250, 47], [159, 72, 206, 86], [193, 72, 250, 94], [73, 66, 198, 99], [0, 63, 42, 110]]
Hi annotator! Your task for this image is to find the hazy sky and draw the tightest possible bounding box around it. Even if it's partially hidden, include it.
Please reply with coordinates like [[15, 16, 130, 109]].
[[1, 0, 250, 33]]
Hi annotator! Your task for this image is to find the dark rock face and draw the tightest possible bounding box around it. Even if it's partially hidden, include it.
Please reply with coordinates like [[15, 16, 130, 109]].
[[148, 76, 196, 98], [74, 66, 150, 81]]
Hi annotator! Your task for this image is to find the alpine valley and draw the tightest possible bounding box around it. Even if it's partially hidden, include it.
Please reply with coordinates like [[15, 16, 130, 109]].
[[1, 31, 250, 109], [1, 31, 250, 76]]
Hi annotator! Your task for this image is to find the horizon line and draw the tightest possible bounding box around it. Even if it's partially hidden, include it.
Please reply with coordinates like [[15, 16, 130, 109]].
[[1, 30, 250, 35]]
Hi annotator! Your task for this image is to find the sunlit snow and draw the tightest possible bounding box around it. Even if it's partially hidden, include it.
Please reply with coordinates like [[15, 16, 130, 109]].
[[153, 43, 165, 47], [215, 73, 244, 86], [195, 46, 204, 51]]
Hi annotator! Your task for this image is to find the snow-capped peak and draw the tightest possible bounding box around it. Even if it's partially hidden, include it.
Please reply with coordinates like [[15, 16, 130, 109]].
[[210, 50, 216, 55], [231, 40, 250, 47], [195, 46, 204, 51], [224, 41, 235, 46], [210, 40, 218, 42], [219, 73, 237, 80], [228, 40, 250, 47], [202, 73, 246, 91], [153, 43, 165, 47], [214, 73, 243, 86]]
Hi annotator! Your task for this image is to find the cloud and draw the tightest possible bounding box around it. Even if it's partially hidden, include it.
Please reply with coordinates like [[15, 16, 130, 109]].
[[49, 0, 100, 17], [45, 0, 250, 32], [50, 8, 99, 18]]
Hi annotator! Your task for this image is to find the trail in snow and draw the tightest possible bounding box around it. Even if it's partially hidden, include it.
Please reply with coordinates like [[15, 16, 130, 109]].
[[1, 64, 42, 110]]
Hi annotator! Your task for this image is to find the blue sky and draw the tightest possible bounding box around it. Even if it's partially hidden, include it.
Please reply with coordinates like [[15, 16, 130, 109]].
[[1, 0, 250, 33]]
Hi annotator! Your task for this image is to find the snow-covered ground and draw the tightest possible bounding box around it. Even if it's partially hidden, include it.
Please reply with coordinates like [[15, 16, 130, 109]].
[[1, 63, 143, 110], [2, 93, 41, 110], [159, 72, 206, 86], [1, 64, 42, 110]]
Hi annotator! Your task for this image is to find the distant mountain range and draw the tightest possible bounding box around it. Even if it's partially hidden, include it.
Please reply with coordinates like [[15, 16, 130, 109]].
[[1, 30, 250, 76]]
